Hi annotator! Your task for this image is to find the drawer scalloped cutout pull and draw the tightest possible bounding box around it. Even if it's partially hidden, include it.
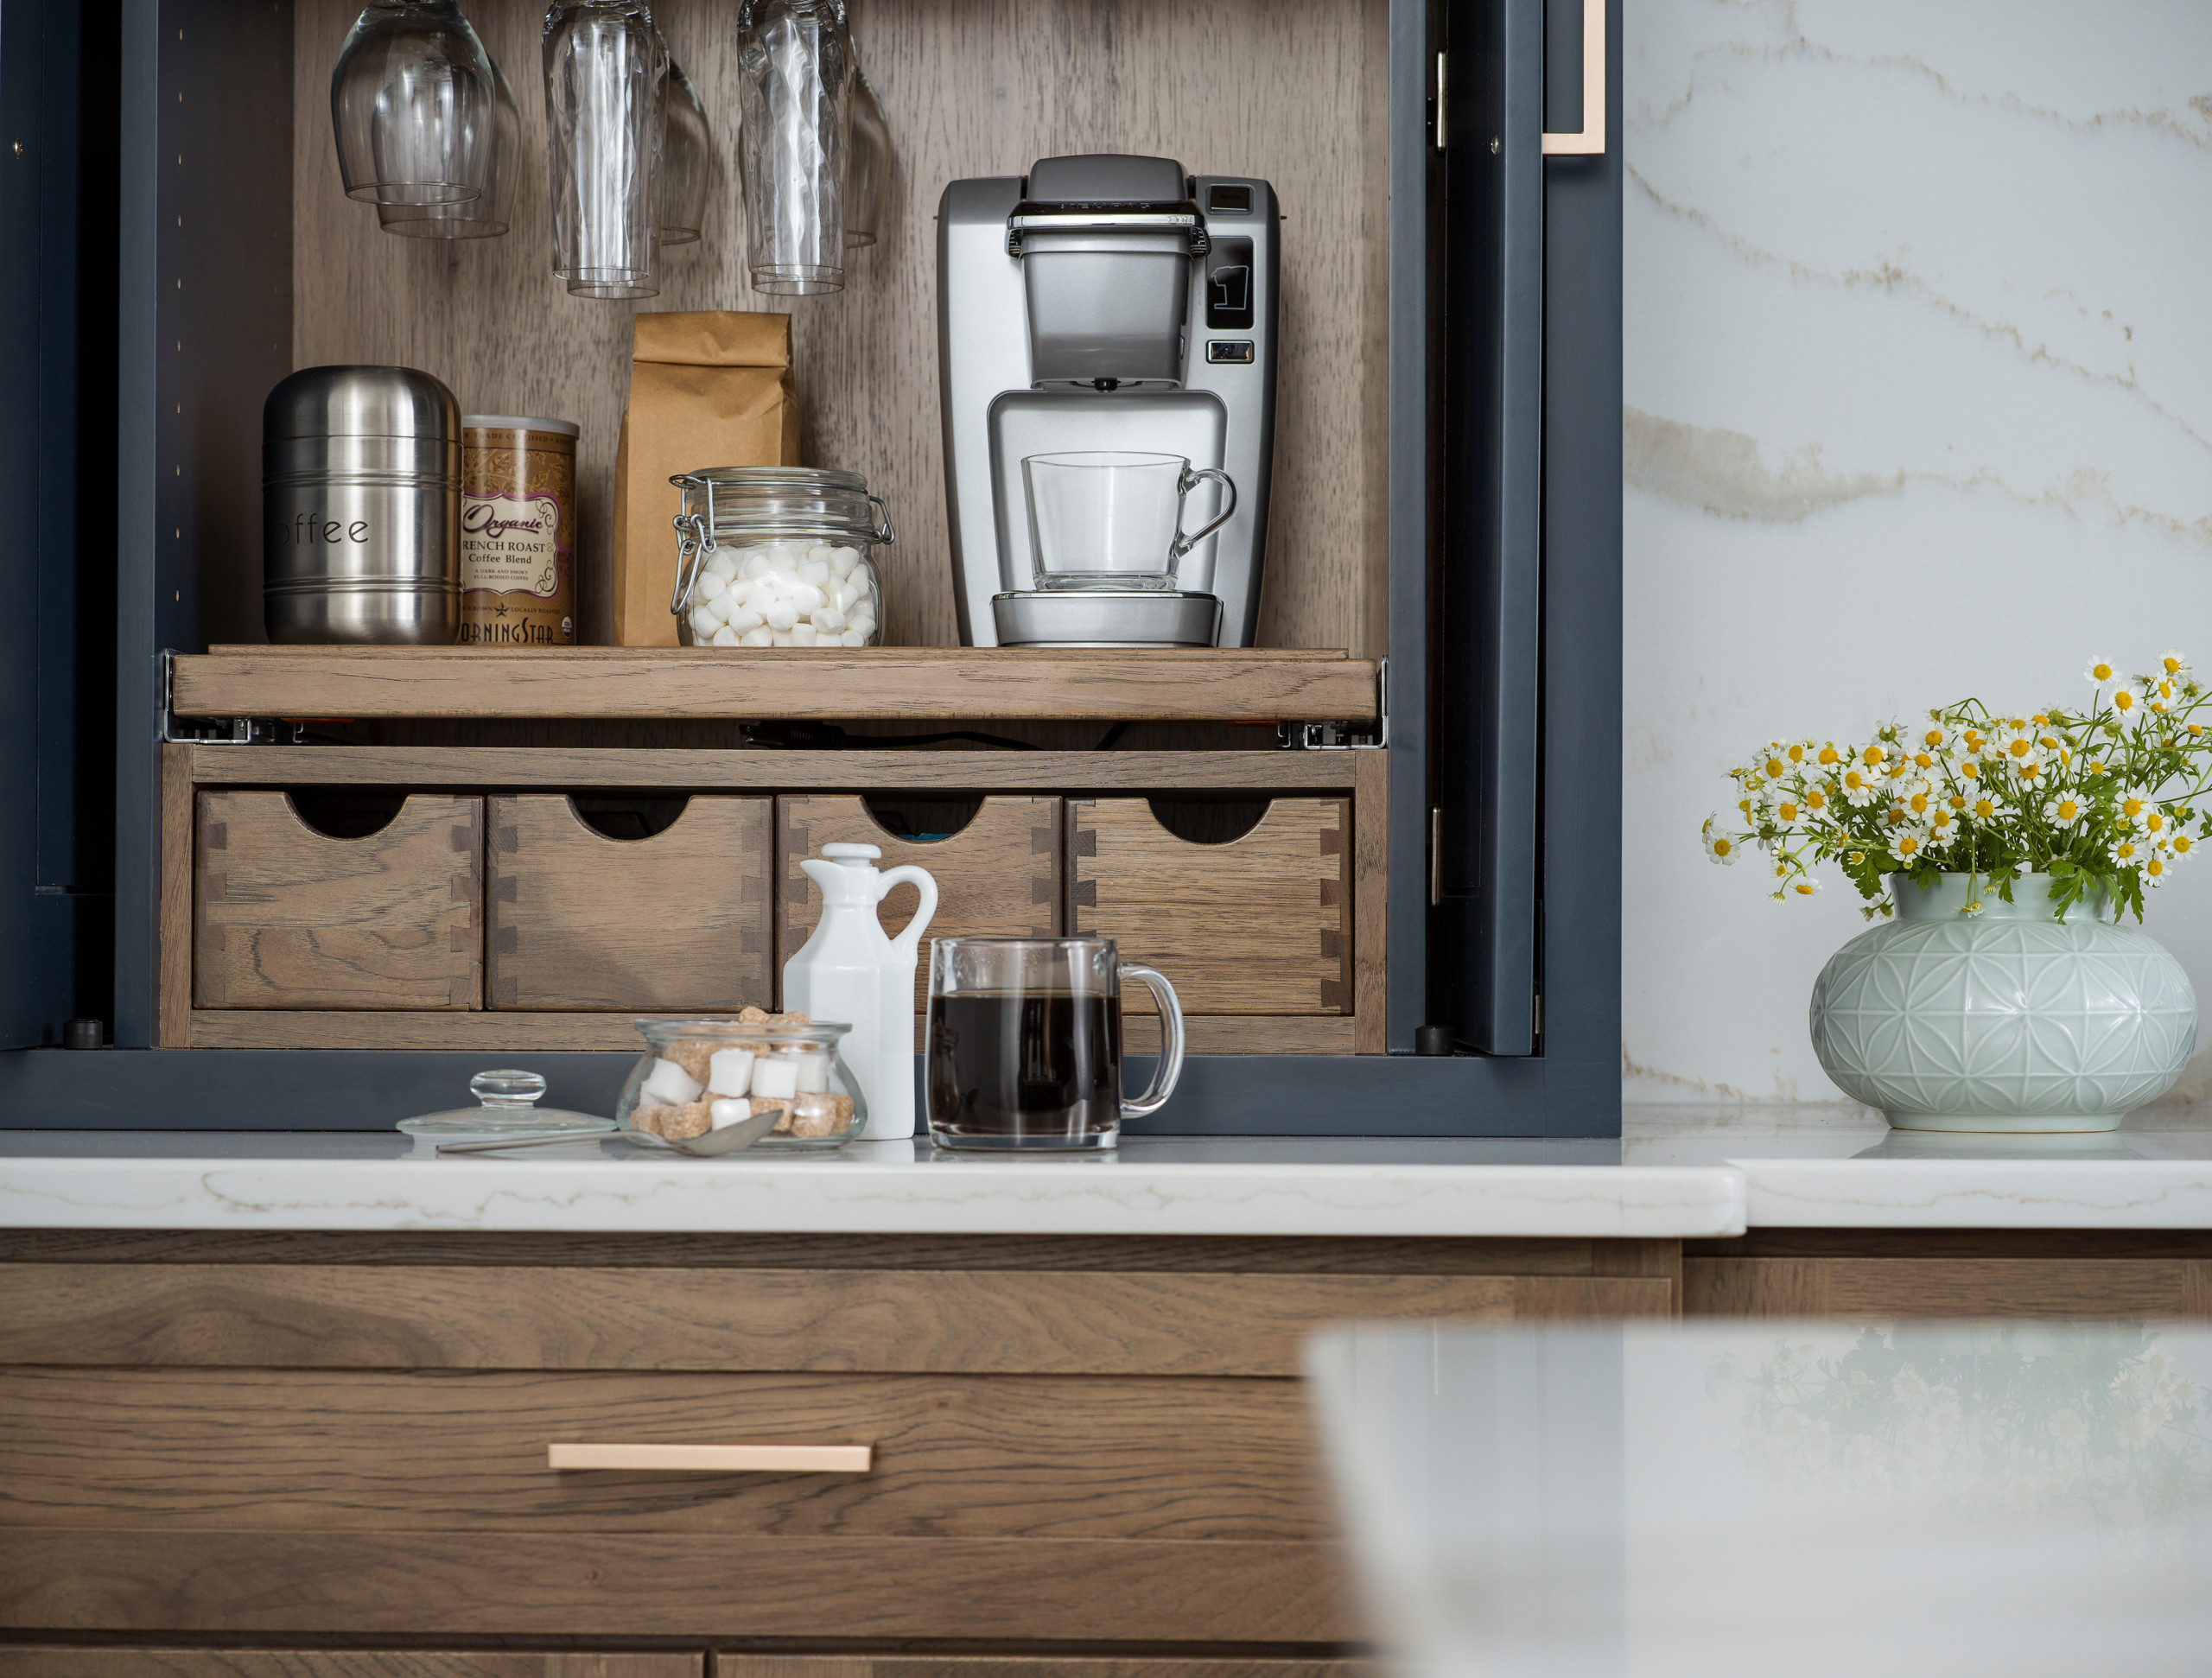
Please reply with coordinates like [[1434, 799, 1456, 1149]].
[[548, 1442, 873, 1473]]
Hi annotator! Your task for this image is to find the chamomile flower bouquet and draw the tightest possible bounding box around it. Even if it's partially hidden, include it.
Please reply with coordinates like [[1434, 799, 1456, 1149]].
[[1701, 651, 2209, 923]]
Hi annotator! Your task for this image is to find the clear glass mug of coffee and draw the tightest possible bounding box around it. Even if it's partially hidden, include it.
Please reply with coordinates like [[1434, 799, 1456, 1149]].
[[925, 937, 1185, 1150]]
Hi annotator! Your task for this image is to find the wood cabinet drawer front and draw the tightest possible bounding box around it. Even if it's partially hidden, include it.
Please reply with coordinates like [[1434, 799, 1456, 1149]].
[[0, 1529, 1344, 1643], [194, 791, 481, 1010], [1070, 798, 1350, 1014], [0, 1264, 1669, 1373], [776, 795, 1061, 1028], [0, 1369, 1325, 1541], [0, 1654, 698, 1677], [717, 1662, 1370, 1678], [486, 795, 772, 1011]]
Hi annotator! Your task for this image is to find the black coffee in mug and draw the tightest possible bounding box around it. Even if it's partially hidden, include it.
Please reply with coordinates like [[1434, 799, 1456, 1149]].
[[927, 989, 1122, 1146], [925, 938, 1185, 1151]]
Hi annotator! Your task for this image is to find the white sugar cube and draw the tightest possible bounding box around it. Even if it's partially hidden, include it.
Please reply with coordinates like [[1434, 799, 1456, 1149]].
[[708, 1048, 755, 1096], [709, 1098, 752, 1130], [695, 572, 727, 602], [751, 1055, 798, 1099], [728, 606, 763, 634], [840, 628, 870, 646], [709, 625, 741, 647], [792, 1052, 829, 1093], [826, 546, 860, 578], [764, 601, 798, 631], [811, 607, 847, 632], [791, 623, 817, 646], [688, 604, 721, 639], [740, 626, 773, 646], [639, 1057, 702, 1106]]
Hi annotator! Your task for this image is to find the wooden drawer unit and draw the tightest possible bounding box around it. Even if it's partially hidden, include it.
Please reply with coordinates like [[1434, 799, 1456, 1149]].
[[0, 1657, 699, 1678], [486, 795, 772, 1011], [192, 791, 482, 1010], [775, 794, 1061, 1026], [0, 1230, 1677, 1646], [1070, 798, 1351, 1014]]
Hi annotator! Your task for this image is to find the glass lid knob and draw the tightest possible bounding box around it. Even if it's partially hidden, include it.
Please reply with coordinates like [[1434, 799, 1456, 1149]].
[[470, 1069, 547, 1110]]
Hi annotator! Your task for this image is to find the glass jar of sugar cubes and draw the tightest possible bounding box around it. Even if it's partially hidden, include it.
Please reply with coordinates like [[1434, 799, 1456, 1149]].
[[668, 466, 894, 648], [618, 1015, 868, 1148]]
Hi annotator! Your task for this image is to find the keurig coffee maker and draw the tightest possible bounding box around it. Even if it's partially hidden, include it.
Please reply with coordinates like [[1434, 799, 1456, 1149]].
[[938, 154, 1278, 647]]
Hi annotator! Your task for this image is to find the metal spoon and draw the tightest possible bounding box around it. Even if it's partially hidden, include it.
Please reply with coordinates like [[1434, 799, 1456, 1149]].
[[436, 1107, 785, 1158]]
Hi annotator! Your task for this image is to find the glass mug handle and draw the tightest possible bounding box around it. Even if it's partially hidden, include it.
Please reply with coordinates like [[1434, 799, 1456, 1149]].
[[1169, 467, 1238, 560], [1119, 963, 1185, 1121]]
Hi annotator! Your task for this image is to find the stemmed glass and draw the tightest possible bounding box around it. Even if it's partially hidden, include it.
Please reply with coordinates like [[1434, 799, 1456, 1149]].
[[331, 0, 505, 207], [375, 49, 519, 238]]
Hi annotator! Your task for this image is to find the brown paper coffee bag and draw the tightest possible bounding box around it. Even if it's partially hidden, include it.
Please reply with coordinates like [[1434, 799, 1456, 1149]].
[[612, 310, 801, 645]]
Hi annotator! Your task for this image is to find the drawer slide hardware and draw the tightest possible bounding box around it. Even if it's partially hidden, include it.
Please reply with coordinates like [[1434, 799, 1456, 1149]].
[[1281, 657, 1389, 749], [548, 1442, 874, 1473]]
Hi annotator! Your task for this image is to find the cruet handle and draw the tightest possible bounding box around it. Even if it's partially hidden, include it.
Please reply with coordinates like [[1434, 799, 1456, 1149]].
[[877, 864, 939, 962]]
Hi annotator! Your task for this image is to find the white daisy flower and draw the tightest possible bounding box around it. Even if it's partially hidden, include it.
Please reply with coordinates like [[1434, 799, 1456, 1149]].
[[1927, 805, 1959, 841], [2112, 836, 2145, 868], [2169, 832, 2198, 861], [1966, 792, 2000, 825], [2085, 656, 2120, 687], [2145, 851, 2172, 887], [2108, 682, 2145, 727], [2117, 788, 2153, 826], [1786, 875, 1822, 899], [1801, 785, 1831, 817], [2012, 756, 2049, 789], [1838, 764, 1880, 806], [1701, 817, 1742, 866], [2138, 805, 2171, 841], [1768, 792, 1806, 828], [2149, 677, 2180, 716], [1899, 781, 1936, 820], [2044, 794, 2086, 826], [1782, 739, 1816, 768], [1813, 740, 1847, 771], [2159, 649, 2190, 681], [1891, 827, 1934, 863], [1997, 722, 2041, 768]]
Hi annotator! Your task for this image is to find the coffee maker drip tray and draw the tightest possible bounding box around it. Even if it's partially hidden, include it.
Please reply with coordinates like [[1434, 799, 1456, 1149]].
[[992, 592, 1224, 648]]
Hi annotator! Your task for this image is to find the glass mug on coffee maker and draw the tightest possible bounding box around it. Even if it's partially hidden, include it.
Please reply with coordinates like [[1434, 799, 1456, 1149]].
[[1022, 451, 1236, 593], [925, 937, 1185, 1149]]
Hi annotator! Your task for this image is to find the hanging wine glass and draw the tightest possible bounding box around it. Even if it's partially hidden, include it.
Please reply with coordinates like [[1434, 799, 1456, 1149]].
[[661, 55, 713, 246], [843, 67, 888, 248], [376, 48, 518, 237], [331, 0, 503, 207]]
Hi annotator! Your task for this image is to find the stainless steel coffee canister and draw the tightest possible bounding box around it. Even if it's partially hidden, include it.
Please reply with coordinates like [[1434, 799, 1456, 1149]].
[[264, 365, 461, 644]]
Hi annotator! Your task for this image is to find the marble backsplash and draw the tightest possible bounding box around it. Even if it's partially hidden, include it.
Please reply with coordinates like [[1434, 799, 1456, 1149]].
[[1622, 0, 2212, 1103]]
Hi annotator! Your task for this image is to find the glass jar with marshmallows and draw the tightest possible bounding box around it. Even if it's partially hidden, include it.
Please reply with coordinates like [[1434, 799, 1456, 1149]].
[[669, 466, 894, 648]]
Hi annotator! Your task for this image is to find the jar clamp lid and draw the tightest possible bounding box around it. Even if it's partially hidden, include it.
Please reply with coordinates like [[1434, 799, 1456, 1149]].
[[668, 466, 896, 617]]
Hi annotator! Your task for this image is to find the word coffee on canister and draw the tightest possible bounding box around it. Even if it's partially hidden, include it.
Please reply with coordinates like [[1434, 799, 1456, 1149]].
[[459, 415, 578, 647]]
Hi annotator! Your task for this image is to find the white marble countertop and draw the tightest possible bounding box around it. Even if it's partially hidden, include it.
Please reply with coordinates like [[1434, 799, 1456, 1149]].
[[3, 1107, 2210, 1236]]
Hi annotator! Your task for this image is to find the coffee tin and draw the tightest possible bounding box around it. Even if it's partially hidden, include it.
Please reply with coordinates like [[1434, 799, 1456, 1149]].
[[459, 415, 579, 647], [263, 365, 461, 645]]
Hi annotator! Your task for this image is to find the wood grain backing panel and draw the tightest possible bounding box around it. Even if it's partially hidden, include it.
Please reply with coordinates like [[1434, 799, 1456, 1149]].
[[1070, 799, 1350, 1014], [1351, 751, 1387, 1052], [486, 795, 771, 1011], [159, 743, 195, 1046], [1684, 1257, 2212, 1319], [718, 1662, 1367, 1678], [0, 1263, 1635, 1374], [0, 1530, 1349, 1642], [0, 1369, 1326, 1541], [0, 1656, 696, 1678], [192, 792, 483, 1011], [0, 1229, 1645, 1274], [289, 0, 1387, 658], [187, 747, 1361, 791], [777, 796, 1058, 1026], [171, 651, 1380, 725], [182, 1009, 1350, 1053]]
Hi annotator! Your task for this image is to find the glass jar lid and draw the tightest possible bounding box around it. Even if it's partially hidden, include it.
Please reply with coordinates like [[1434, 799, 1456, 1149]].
[[669, 467, 895, 546], [397, 1069, 615, 1136]]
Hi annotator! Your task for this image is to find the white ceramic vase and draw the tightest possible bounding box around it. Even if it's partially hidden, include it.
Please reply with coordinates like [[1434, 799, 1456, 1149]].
[[1808, 871, 2196, 1133]]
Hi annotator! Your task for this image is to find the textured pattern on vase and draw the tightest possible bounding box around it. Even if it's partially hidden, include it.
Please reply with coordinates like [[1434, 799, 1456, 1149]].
[[1808, 916, 2196, 1131]]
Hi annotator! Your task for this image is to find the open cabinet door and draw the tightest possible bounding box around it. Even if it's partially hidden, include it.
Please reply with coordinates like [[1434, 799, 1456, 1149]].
[[1436, 0, 1545, 1054], [0, 0, 113, 1049]]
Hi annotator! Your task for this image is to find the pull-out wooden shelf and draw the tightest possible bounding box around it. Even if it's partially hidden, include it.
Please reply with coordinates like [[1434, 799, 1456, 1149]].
[[170, 646, 1382, 725]]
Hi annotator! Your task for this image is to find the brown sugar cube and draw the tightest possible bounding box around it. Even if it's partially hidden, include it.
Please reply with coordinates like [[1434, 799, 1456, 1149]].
[[788, 1091, 854, 1139], [777, 1010, 810, 1026], [738, 1005, 772, 1023], [665, 1039, 717, 1085], [653, 1100, 715, 1141], [628, 1103, 664, 1138]]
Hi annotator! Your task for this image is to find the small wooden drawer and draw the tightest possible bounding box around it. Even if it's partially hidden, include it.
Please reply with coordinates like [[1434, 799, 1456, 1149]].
[[486, 795, 772, 1011], [775, 794, 1061, 1026], [1069, 798, 1350, 1014], [193, 791, 482, 1010]]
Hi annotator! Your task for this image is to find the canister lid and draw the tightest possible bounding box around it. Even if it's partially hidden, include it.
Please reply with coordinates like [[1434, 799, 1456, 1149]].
[[461, 414, 582, 437], [265, 365, 459, 442], [669, 466, 893, 546]]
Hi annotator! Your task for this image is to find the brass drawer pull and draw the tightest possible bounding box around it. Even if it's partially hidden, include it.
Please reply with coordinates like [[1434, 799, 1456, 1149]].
[[548, 1443, 873, 1473]]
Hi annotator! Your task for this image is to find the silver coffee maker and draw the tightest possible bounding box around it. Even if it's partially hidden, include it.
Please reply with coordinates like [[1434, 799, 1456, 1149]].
[[938, 154, 1277, 647]]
